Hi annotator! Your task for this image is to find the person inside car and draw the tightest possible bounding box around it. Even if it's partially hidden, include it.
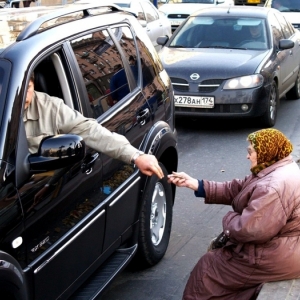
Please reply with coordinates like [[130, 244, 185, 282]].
[[249, 23, 265, 43], [168, 128, 300, 299], [24, 73, 163, 179], [272, 0, 289, 11]]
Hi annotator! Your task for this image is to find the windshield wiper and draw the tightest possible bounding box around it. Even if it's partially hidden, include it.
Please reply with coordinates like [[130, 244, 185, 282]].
[[199, 46, 247, 50]]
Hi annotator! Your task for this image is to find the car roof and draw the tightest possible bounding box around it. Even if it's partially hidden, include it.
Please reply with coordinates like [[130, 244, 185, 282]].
[[190, 6, 272, 18]]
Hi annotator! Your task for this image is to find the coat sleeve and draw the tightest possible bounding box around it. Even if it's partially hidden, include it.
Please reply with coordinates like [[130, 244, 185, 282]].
[[203, 177, 249, 205], [55, 98, 137, 164], [222, 185, 287, 244]]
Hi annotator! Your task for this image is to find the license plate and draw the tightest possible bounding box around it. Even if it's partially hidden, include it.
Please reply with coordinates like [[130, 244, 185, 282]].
[[174, 95, 214, 108], [171, 20, 183, 26], [247, 0, 260, 3]]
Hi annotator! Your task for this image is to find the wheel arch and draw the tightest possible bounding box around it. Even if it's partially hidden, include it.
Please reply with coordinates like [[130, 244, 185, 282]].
[[140, 120, 178, 203], [0, 251, 29, 300]]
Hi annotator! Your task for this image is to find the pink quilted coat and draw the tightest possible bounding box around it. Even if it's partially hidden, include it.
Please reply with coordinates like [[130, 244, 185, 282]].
[[183, 156, 300, 300]]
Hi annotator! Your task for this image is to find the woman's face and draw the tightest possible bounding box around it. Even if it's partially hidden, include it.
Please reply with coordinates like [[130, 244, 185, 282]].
[[247, 142, 257, 168]]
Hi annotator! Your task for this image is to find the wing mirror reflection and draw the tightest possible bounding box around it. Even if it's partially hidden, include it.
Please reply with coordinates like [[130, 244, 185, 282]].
[[28, 134, 85, 173]]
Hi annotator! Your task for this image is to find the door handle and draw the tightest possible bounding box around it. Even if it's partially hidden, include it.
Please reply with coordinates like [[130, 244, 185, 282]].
[[81, 152, 99, 174], [137, 108, 150, 126]]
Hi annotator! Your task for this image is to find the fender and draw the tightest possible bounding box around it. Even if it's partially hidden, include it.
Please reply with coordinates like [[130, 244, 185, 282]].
[[0, 251, 29, 300], [139, 120, 178, 202], [140, 120, 177, 158]]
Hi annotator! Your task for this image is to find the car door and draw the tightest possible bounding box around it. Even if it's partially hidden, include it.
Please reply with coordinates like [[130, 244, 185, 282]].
[[273, 11, 300, 92], [67, 24, 155, 253], [268, 12, 295, 94], [17, 49, 106, 300]]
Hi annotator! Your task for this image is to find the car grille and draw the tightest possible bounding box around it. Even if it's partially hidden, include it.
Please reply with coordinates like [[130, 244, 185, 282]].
[[293, 23, 300, 31], [198, 79, 223, 93], [170, 77, 223, 93], [170, 77, 189, 92], [168, 14, 189, 19]]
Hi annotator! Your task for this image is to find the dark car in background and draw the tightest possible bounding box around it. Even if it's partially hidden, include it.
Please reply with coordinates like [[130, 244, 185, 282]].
[[158, 6, 300, 127], [0, 3, 177, 299]]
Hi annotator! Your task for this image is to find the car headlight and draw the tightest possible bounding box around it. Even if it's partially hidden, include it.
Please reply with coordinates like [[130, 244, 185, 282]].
[[223, 74, 264, 90]]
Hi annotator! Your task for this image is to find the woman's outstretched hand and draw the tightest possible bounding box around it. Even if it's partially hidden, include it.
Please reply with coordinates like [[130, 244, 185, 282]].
[[167, 171, 199, 191]]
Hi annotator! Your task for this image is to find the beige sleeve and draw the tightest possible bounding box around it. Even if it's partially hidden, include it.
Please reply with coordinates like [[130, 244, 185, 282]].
[[56, 100, 137, 164]]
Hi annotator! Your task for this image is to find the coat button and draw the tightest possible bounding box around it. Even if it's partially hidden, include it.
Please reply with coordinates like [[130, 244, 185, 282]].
[[225, 230, 230, 235]]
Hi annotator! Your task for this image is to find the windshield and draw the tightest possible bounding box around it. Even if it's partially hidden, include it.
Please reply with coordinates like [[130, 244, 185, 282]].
[[270, 0, 300, 12], [170, 16, 269, 50], [166, 0, 215, 3], [114, 3, 130, 8]]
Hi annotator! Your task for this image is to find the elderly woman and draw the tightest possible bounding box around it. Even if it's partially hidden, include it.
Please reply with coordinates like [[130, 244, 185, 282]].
[[168, 128, 300, 299]]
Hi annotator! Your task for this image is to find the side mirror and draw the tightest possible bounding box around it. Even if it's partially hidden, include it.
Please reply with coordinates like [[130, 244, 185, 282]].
[[157, 36, 169, 46], [279, 39, 294, 50], [28, 134, 85, 173]]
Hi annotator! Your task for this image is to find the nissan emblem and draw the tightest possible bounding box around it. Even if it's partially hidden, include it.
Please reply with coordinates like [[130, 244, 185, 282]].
[[190, 73, 200, 80]]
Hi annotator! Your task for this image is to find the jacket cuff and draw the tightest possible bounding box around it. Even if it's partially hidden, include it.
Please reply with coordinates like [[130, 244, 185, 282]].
[[194, 179, 206, 198]]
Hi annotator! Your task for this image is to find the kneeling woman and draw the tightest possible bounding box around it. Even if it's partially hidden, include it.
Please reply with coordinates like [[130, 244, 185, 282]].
[[168, 128, 300, 299]]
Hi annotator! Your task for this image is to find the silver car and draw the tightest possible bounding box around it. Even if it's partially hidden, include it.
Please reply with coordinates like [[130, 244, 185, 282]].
[[112, 0, 172, 51]]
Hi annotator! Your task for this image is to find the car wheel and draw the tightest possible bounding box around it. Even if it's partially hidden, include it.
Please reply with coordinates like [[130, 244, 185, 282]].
[[286, 69, 300, 100], [260, 80, 278, 127], [136, 163, 173, 268]]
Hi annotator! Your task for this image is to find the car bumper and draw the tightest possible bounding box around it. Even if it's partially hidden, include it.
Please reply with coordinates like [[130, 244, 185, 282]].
[[174, 85, 269, 118]]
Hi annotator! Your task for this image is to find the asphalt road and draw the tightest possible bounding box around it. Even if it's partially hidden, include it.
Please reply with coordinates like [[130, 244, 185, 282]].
[[101, 96, 300, 300]]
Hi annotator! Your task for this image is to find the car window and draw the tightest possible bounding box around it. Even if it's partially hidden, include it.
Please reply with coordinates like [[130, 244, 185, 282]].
[[268, 12, 285, 44], [130, 1, 146, 21], [141, 1, 159, 23], [274, 11, 293, 38], [69, 27, 138, 119]]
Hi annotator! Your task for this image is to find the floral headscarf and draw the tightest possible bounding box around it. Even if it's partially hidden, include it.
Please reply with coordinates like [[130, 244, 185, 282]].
[[247, 128, 293, 175]]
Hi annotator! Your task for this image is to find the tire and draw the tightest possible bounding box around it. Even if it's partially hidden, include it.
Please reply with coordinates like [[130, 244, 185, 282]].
[[135, 163, 173, 268], [260, 80, 278, 127], [286, 69, 300, 100]]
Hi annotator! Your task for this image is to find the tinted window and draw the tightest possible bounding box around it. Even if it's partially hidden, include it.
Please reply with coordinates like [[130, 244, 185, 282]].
[[70, 27, 138, 119]]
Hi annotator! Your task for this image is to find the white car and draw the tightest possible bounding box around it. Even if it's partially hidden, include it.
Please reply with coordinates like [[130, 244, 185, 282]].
[[158, 0, 234, 32], [264, 0, 300, 31], [111, 0, 172, 51]]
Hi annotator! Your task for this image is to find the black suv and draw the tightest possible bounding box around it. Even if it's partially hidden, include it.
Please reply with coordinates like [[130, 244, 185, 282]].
[[0, 4, 177, 299]]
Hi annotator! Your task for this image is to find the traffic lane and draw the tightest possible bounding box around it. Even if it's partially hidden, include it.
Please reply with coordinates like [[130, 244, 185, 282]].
[[100, 97, 300, 300]]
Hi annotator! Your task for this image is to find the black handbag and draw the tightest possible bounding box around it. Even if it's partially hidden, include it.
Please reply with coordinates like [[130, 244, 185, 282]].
[[212, 232, 229, 249]]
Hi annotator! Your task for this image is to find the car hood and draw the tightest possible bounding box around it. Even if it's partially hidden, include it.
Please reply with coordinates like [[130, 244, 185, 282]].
[[159, 3, 217, 14], [159, 47, 269, 79]]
